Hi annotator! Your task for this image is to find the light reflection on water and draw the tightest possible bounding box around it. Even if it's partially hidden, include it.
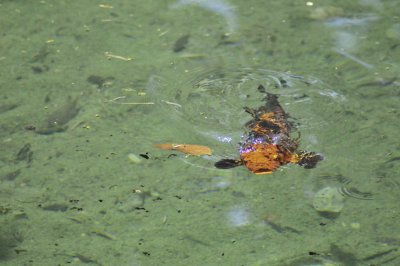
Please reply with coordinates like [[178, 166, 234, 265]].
[[226, 205, 251, 227], [170, 0, 238, 34]]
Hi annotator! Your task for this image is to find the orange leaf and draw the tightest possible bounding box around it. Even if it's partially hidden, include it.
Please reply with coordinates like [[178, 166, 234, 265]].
[[155, 143, 212, 156]]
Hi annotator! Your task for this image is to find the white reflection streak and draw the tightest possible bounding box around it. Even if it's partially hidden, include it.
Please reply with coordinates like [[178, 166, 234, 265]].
[[334, 48, 374, 70], [325, 15, 379, 27], [324, 14, 379, 70], [171, 0, 237, 34]]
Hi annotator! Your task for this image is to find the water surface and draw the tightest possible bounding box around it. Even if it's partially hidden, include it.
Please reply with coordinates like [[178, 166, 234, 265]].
[[0, 0, 399, 265]]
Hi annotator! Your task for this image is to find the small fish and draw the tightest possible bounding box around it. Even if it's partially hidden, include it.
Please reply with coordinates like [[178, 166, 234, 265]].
[[155, 143, 212, 156], [215, 85, 323, 174]]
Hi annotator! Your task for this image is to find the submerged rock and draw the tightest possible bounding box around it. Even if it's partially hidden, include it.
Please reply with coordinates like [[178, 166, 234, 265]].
[[312, 186, 344, 214]]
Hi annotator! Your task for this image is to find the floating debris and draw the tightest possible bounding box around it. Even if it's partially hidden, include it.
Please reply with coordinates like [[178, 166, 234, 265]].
[[155, 143, 212, 156], [106, 96, 154, 105], [104, 51, 133, 61]]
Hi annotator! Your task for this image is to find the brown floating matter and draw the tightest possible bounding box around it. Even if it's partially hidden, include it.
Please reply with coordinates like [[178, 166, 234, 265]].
[[155, 143, 212, 156]]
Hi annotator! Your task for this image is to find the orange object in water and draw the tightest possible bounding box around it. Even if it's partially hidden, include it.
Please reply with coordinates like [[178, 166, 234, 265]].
[[215, 85, 323, 174], [240, 143, 299, 174], [155, 143, 212, 156]]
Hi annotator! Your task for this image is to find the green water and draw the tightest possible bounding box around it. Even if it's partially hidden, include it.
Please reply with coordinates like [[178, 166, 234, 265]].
[[1, 0, 399, 265]]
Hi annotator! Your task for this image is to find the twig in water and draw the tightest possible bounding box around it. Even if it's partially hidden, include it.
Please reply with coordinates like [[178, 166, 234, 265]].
[[106, 96, 154, 105]]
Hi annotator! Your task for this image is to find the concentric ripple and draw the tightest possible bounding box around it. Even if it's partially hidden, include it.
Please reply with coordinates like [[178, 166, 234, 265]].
[[147, 67, 346, 156]]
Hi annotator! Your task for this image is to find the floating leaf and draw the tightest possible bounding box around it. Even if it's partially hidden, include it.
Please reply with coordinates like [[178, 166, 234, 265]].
[[155, 143, 212, 156]]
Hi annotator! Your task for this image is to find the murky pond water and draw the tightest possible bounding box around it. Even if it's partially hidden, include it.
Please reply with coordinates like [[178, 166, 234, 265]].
[[0, 0, 399, 265]]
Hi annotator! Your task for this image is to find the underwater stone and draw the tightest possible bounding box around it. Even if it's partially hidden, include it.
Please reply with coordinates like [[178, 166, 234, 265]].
[[312, 186, 344, 213]]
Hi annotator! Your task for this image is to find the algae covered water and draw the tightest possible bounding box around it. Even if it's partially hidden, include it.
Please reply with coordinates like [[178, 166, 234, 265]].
[[0, 0, 399, 265]]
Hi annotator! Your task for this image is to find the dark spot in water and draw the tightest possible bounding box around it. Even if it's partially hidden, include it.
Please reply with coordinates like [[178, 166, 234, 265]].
[[173, 34, 190, 52], [87, 75, 115, 88], [31, 65, 49, 74], [2, 169, 21, 181], [0, 103, 17, 114], [139, 153, 150, 159], [41, 204, 69, 212], [36, 98, 80, 135], [16, 144, 33, 163]]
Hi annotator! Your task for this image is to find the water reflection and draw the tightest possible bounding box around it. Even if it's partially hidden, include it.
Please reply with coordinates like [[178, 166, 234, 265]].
[[226, 205, 250, 227], [326, 13, 379, 69], [170, 0, 238, 34]]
